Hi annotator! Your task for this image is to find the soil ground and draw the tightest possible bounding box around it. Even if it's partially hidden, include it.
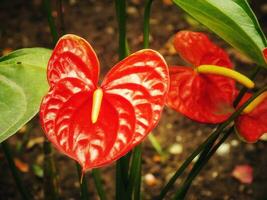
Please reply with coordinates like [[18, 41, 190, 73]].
[[0, 0, 267, 199]]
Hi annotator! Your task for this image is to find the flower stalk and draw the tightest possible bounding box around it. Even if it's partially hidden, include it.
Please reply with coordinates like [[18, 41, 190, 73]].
[[92, 169, 107, 200], [1, 141, 31, 200], [173, 84, 267, 199], [76, 163, 90, 200], [43, 0, 59, 44], [127, 1, 154, 199], [44, 140, 59, 200], [158, 65, 261, 200], [115, 0, 131, 199]]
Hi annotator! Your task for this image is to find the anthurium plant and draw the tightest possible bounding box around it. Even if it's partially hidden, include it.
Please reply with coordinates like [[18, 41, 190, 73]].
[[1, 0, 267, 199]]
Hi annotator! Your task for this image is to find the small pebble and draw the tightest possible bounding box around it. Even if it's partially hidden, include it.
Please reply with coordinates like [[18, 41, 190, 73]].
[[74, 181, 80, 188], [212, 171, 218, 178], [175, 135, 182, 142], [223, 195, 230, 200], [196, 130, 203, 136], [144, 173, 157, 186], [216, 143, 230, 156], [246, 144, 255, 151], [166, 24, 174, 32], [69, 0, 77, 6], [169, 143, 183, 155], [127, 6, 138, 16], [201, 190, 212, 197], [230, 139, 239, 147], [166, 123, 172, 129], [105, 26, 114, 35]]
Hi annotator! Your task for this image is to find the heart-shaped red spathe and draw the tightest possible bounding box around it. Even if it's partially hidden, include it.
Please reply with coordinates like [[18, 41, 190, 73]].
[[40, 34, 169, 171], [235, 93, 267, 143], [166, 31, 237, 123], [263, 48, 267, 63]]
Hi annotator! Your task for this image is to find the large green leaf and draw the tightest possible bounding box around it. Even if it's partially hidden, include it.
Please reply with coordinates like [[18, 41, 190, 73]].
[[0, 48, 51, 142], [173, 0, 267, 66]]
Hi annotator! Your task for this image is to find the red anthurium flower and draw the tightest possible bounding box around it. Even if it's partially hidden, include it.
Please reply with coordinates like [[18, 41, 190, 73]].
[[166, 31, 237, 123], [263, 48, 267, 63], [235, 92, 267, 143], [40, 34, 169, 171]]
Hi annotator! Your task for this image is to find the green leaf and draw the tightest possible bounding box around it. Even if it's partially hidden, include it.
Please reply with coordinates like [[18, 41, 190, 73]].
[[173, 0, 267, 66], [32, 164, 44, 178], [0, 48, 51, 142]]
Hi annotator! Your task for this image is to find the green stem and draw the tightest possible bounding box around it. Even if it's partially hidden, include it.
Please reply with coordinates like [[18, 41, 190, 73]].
[[173, 85, 267, 199], [157, 130, 219, 200], [143, 0, 154, 48], [173, 127, 234, 199], [233, 66, 261, 107], [115, 0, 129, 60], [173, 66, 262, 199], [134, 168, 142, 200], [116, 161, 128, 200], [43, 141, 59, 200], [1, 141, 31, 200], [56, 0, 65, 36], [76, 163, 90, 200], [115, 0, 131, 199], [127, 2, 155, 199], [92, 169, 107, 200], [127, 145, 142, 199], [148, 134, 165, 157], [158, 65, 261, 199], [43, 0, 59, 44], [42, 1, 61, 198]]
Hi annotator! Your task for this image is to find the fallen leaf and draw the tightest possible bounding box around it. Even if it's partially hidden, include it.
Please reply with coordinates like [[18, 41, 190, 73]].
[[32, 164, 44, 178], [2, 48, 13, 56], [18, 125, 28, 134], [163, 0, 173, 5], [152, 155, 162, 163], [232, 164, 253, 184], [26, 137, 45, 149], [14, 158, 29, 173]]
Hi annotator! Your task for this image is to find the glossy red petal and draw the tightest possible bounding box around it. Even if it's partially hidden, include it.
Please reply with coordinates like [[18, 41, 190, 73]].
[[102, 49, 169, 145], [166, 66, 236, 123], [235, 93, 267, 142], [173, 31, 233, 67], [263, 48, 267, 63], [40, 78, 136, 170], [47, 34, 99, 87]]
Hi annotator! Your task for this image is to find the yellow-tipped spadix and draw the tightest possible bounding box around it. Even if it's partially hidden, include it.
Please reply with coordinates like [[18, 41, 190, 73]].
[[91, 88, 103, 124], [196, 65, 255, 89], [243, 92, 267, 114]]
